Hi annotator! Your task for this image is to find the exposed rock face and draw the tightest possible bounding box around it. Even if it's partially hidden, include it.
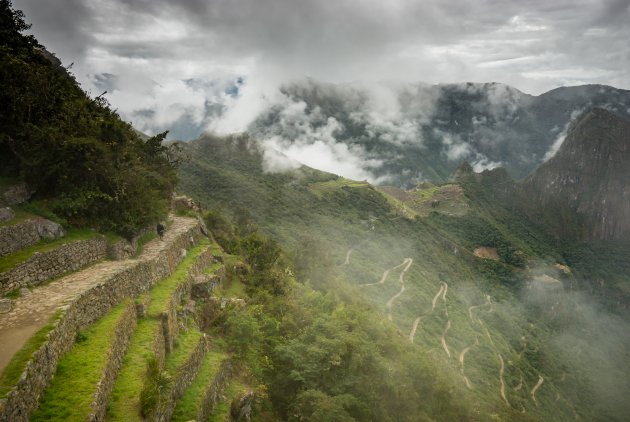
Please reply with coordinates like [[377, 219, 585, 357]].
[[520, 108, 630, 240], [0, 183, 33, 206], [0, 218, 65, 257], [0, 208, 14, 222]]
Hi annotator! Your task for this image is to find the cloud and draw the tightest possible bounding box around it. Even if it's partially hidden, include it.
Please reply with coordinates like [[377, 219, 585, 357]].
[[543, 108, 585, 161], [12, 0, 630, 143]]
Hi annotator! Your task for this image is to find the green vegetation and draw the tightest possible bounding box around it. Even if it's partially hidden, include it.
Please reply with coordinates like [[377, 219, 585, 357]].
[[107, 318, 158, 421], [171, 351, 227, 422], [31, 301, 129, 421], [209, 380, 247, 422], [0, 0, 178, 236], [178, 134, 630, 421], [0, 310, 63, 398], [107, 239, 210, 420], [0, 228, 98, 273]]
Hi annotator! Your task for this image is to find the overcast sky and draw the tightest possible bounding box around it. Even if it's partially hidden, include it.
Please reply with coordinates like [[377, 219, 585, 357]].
[[13, 0, 630, 138]]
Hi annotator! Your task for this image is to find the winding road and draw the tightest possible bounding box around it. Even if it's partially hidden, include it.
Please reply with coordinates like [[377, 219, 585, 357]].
[[440, 320, 452, 357], [385, 258, 413, 321], [531, 375, 544, 406], [341, 248, 353, 266], [498, 354, 510, 406], [458, 336, 479, 389], [468, 295, 491, 322], [409, 316, 424, 343]]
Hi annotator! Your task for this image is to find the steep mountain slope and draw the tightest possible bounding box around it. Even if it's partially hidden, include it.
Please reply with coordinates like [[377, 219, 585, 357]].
[[178, 134, 630, 421], [520, 108, 630, 241], [247, 80, 630, 184]]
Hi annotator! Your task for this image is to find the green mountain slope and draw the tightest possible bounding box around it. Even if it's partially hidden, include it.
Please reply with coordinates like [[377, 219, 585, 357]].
[[178, 133, 630, 421]]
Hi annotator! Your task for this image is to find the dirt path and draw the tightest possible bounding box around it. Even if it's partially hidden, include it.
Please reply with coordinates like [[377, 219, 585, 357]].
[[467, 295, 491, 322], [361, 269, 390, 287], [409, 281, 445, 343], [0, 215, 198, 374], [531, 375, 544, 406], [431, 284, 444, 311], [459, 337, 479, 389], [440, 320, 452, 357], [385, 258, 412, 321], [341, 248, 353, 266], [498, 354, 510, 406], [515, 375, 524, 391]]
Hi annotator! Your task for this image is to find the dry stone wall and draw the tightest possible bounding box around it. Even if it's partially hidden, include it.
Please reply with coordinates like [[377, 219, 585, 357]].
[[162, 248, 215, 354], [196, 359, 233, 422], [89, 300, 138, 422], [0, 222, 203, 422], [155, 335, 209, 422], [0, 237, 107, 295], [0, 218, 65, 257]]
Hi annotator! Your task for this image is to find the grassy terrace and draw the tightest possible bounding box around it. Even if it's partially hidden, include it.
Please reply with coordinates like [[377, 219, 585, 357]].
[[208, 379, 247, 422], [0, 310, 63, 398], [30, 301, 130, 422], [0, 228, 99, 274], [107, 238, 210, 421], [171, 350, 228, 422]]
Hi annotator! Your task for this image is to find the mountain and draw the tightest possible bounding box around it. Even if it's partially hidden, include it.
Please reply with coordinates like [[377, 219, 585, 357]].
[[247, 80, 630, 185], [177, 133, 630, 421], [519, 108, 630, 241]]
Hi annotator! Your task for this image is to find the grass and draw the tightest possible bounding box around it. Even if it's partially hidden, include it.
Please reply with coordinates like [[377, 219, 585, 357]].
[[147, 239, 209, 316], [165, 329, 203, 374], [0, 228, 99, 273], [107, 319, 159, 421], [171, 351, 228, 422], [308, 178, 369, 198], [30, 301, 129, 421], [107, 239, 211, 421], [208, 379, 247, 422], [216, 276, 246, 298], [0, 207, 37, 228], [0, 310, 63, 398]]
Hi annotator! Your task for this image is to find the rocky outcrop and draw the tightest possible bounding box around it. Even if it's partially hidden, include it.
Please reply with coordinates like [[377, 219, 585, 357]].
[[0, 237, 107, 295], [0, 183, 33, 206], [231, 390, 255, 422], [0, 208, 14, 223], [520, 108, 630, 240], [0, 218, 65, 257]]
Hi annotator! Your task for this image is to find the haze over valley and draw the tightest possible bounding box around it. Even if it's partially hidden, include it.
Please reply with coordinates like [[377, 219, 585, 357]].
[[1, 1, 630, 421]]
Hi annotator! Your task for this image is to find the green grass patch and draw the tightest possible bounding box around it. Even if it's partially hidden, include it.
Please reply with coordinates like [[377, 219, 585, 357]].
[[107, 318, 159, 421], [0, 207, 38, 228], [30, 302, 129, 421], [108, 239, 210, 421], [0, 228, 99, 273], [146, 238, 209, 316], [171, 351, 228, 422], [309, 177, 369, 198], [165, 329, 203, 374], [0, 310, 63, 398], [208, 379, 247, 422], [216, 276, 246, 298]]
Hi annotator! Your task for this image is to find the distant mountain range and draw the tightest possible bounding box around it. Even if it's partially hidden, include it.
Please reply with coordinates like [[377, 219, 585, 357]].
[[245, 80, 630, 185]]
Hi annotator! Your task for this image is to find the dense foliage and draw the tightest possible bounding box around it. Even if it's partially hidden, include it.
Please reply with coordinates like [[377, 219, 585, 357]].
[[0, 0, 177, 236], [207, 218, 471, 421]]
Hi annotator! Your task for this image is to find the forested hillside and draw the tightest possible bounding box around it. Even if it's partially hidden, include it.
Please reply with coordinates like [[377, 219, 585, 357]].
[[177, 133, 630, 421], [0, 0, 177, 236]]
